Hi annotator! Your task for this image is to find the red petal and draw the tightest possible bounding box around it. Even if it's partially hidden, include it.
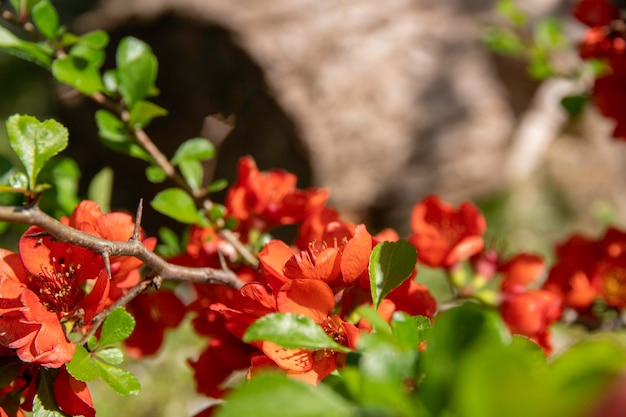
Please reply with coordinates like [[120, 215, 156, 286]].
[[340, 224, 372, 285], [53, 367, 95, 417], [261, 341, 313, 372], [276, 279, 334, 323]]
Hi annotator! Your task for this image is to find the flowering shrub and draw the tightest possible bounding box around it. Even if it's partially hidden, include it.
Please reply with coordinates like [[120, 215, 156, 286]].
[[2, 1, 626, 416]]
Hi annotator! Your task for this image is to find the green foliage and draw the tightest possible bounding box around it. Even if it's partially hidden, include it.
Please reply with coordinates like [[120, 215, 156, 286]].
[[369, 240, 417, 308], [215, 372, 354, 417], [116, 37, 158, 108], [95, 110, 151, 161], [171, 137, 216, 192], [0, 25, 52, 68], [151, 188, 208, 225], [0, 355, 22, 388], [129, 100, 167, 128], [6, 114, 68, 192], [31, 1, 59, 40], [33, 369, 69, 417], [66, 308, 140, 396], [87, 166, 113, 213], [243, 312, 351, 353]]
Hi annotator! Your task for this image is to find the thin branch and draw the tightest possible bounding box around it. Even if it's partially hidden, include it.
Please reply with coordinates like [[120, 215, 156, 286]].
[[220, 229, 259, 268], [0, 205, 244, 289]]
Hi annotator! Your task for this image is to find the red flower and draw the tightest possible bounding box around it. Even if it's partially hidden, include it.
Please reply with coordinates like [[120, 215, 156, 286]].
[[573, 0, 620, 27], [63, 200, 157, 300], [408, 195, 486, 269], [499, 254, 562, 353], [123, 291, 186, 358], [259, 223, 372, 289], [225, 156, 329, 233], [0, 226, 109, 368]]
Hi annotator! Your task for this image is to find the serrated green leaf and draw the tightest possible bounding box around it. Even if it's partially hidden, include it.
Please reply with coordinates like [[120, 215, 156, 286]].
[[171, 137, 215, 164], [52, 55, 104, 95], [99, 307, 136, 346], [87, 166, 113, 213], [215, 372, 352, 417], [6, 114, 68, 190], [116, 36, 158, 107], [96, 347, 125, 365], [129, 100, 167, 128], [145, 165, 166, 183], [32, 395, 69, 417], [95, 361, 140, 396], [0, 25, 52, 69], [243, 312, 350, 353], [178, 159, 203, 192], [66, 344, 100, 382], [369, 240, 417, 308], [206, 178, 228, 194], [32, 0, 59, 40], [79, 30, 109, 49], [151, 188, 207, 225]]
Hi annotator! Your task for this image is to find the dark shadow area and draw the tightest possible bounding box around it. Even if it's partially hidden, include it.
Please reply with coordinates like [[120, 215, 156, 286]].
[[57, 14, 312, 235]]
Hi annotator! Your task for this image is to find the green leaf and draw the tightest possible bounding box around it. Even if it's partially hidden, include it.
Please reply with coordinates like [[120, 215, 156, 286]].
[[66, 344, 100, 382], [99, 307, 136, 346], [215, 372, 353, 417], [354, 306, 392, 335], [0, 25, 52, 68], [79, 30, 109, 49], [206, 178, 228, 194], [96, 347, 125, 365], [157, 226, 181, 255], [560, 94, 588, 119], [145, 165, 166, 183], [369, 240, 417, 308], [391, 312, 430, 352], [32, 0, 59, 40], [46, 156, 80, 215], [129, 100, 167, 128], [208, 203, 227, 221], [171, 137, 215, 164], [496, 0, 526, 27], [533, 18, 564, 50], [6, 114, 68, 190], [52, 55, 104, 95], [102, 69, 118, 93], [87, 166, 113, 213], [151, 188, 207, 225], [95, 110, 152, 162], [116, 36, 158, 107], [178, 159, 203, 192], [243, 312, 350, 353], [483, 27, 524, 56], [95, 360, 140, 396]]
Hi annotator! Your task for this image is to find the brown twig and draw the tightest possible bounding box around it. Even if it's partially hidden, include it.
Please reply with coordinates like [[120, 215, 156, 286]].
[[0, 204, 244, 289]]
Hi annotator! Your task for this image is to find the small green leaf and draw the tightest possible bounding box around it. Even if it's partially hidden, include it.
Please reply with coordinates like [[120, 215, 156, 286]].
[[158, 226, 181, 254], [171, 137, 215, 164], [52, 55, 104, 95], [66, 345, 100, 382], [560, 94, 588, 119], [496, 0, 526, 27], [95, 361, 140, 396], [99, 307, 136, 346], [129, 100, 167, 128], [102, 69, 118, 93], [46, 156, 80, 215], [355, 306, 392, 335], [178, 159, 203, 192], [483, 27, 524, 56], [79, 30, 109, 49], [533, 18, 564, 50], [369, 240, 417, 308], [151, 188, 207, 225], [32, 0, 59, 40], [243, 312, 350, 353], [87, 166, 113, 213], [95, 110, 152, 162], [0, 25, 52, 69], [145, 165, 166, 183], [96, 347, 125, 365], [206, 178, 228, 194], [208, 203, 227, 221], [116, 36, 158, 107], [6, 114, 68, 190], [215, 372, 353, 417]]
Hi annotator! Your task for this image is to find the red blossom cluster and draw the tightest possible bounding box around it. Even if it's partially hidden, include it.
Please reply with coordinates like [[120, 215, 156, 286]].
[[574, 0, 626, 139], [0, 201, 157, 416], [5, 155, 626, 416]]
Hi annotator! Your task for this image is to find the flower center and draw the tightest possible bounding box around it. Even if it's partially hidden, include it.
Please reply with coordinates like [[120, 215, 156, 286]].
[[322, 315, 348, 346], [35, 256, 83, 315]]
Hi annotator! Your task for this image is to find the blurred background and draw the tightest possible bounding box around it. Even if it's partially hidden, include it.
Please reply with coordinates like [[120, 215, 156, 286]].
[[3, 0, 626, 414]]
